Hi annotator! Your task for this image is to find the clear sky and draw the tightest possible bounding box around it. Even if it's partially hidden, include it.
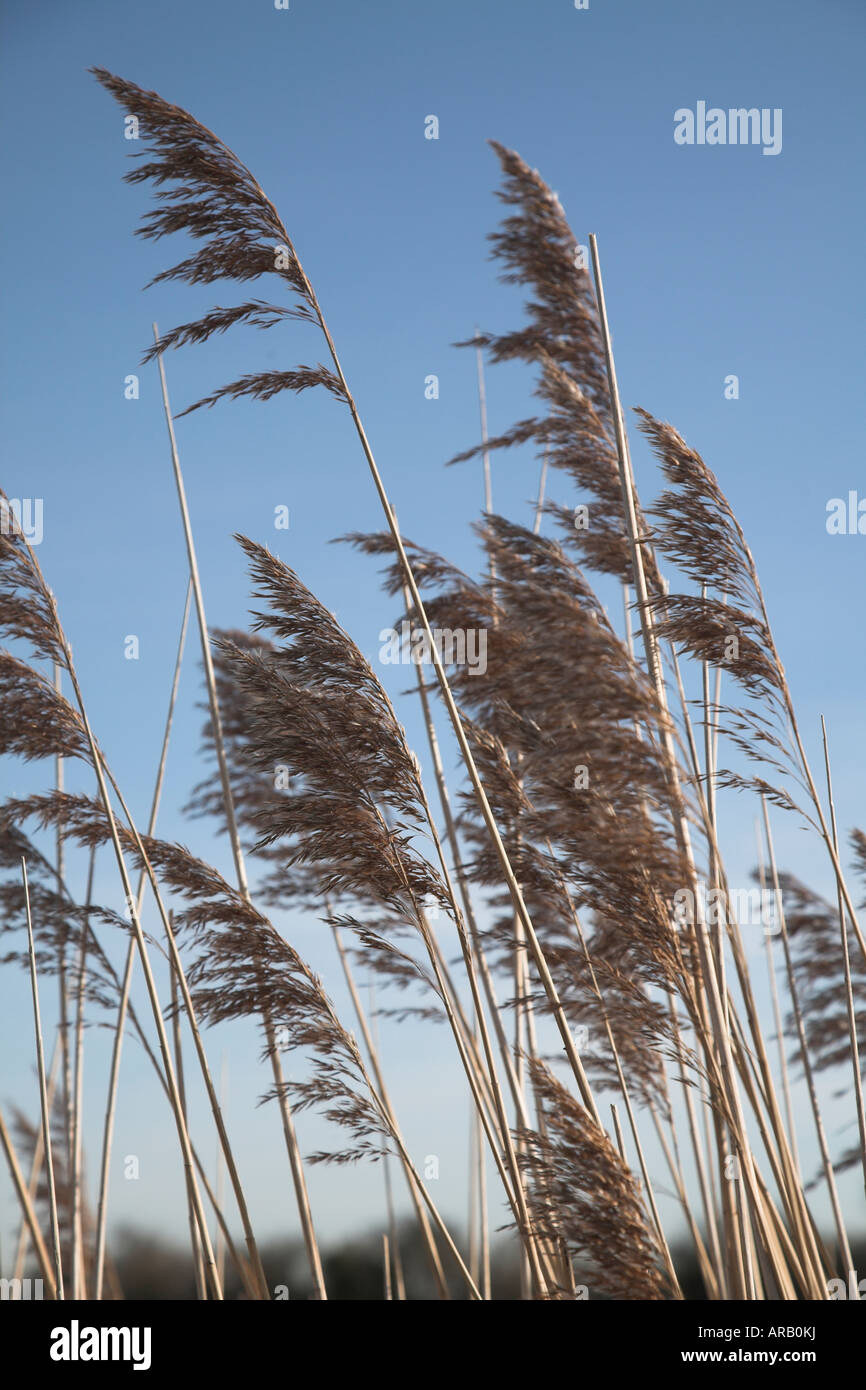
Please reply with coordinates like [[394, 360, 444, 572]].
[[1, 0, 864, 1266]]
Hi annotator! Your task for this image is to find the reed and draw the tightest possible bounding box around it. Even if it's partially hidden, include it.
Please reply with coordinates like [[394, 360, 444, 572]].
[[0, 74, 861, 1302]]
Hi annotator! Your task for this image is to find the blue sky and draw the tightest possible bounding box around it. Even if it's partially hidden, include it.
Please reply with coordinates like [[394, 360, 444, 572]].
[[1, 0, 864, 1270]]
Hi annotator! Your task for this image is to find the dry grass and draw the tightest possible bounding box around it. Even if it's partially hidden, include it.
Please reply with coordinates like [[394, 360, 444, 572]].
[[0, 70, 862, 1301]]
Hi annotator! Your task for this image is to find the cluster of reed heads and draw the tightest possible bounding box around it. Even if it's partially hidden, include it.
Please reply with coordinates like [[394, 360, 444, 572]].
[[1, 69, 863, 1302]]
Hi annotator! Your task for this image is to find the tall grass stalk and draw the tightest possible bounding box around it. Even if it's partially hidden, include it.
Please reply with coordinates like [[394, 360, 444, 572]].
[[21, 858, 64, 1299], [92, 580, 192, 1299], [153, 326, 326, 1301]]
